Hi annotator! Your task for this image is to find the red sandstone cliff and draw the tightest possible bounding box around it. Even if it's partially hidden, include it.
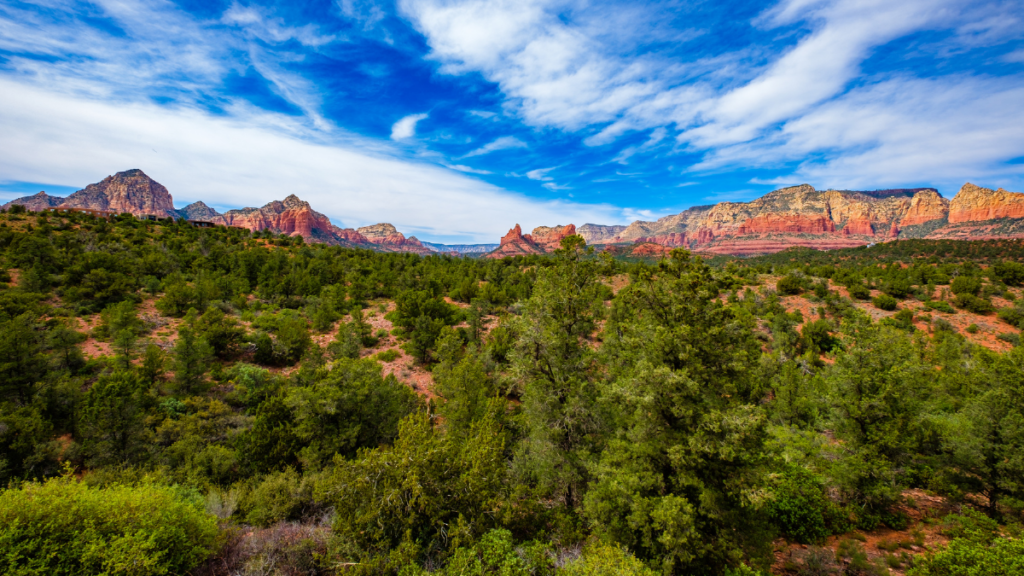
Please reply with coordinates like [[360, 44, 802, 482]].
[[487, 224, 580, 258], [948, 183, 1024, 224], [59, 169, 178, 217], [355, 223, 432, 254]]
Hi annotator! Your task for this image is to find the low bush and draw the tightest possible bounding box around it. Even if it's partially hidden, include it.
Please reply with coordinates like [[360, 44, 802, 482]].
[[777, 275, 805, 295], [0, 474, 218, 576], [767, 465, 851, 544], [997, 305, 1024, 327], [953, 294, 995, 315], [873, 294, 898, 311], [374, 349, 401, 363], [925, 300, 956, 314], [847, 283, 871, 300]]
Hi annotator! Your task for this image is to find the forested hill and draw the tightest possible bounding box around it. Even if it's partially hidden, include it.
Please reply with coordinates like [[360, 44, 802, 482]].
[[1, 206, 1023, 576]]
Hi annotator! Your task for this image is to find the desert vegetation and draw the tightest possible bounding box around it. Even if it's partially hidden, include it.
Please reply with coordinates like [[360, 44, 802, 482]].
[[1, 209, 1023, 575]]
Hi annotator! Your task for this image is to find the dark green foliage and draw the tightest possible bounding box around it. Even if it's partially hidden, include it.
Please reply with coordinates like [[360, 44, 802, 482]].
[[284, 358, 421, 469], [777, 274, 804, 295], [587, 250, 770, 574], [802, 319, 840, 354], [953, 294, 995, 314], [172, 310, 214, 394], [872, 294, 898, 311], [950, 275, 982, 296], [826, 323, 929, 514], [766, 466, 851, 543], [0, 474, 218, 576], [847, 282, 871, 300], [317, 412, 507, 566], [512, 236, 604, 508], [991, 260, 1024, 286], [0, 313, 48, 403], [79, 370, 152, 467]]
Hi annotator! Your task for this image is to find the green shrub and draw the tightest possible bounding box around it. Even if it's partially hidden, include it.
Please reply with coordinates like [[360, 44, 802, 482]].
[[0, 474, 218, 576], [766, 466, 851, 544], [559, 543, 657, 576], [953, 294, 995, 315], [910, 512, 1024, 575], [926, 300, 956, 314], [873, 294, 898, 311], [996, 306, 1024, 327], [950, 275, 982, 297], [238, 468, 320, 527], [848, 283, 871, 300], [433, 529, 550, 576], [997, 332, 1021, 346], [777, 275, 804, 295], [374, 349, 401, 363]]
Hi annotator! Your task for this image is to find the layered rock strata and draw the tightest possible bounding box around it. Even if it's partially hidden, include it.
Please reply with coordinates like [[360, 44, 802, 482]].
[[486, 224, 579, 258]]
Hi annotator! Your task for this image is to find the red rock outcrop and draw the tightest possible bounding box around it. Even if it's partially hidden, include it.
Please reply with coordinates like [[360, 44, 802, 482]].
[[736, 214, 835, 235], [355, 223, 431, 254], [59, 169, 177, 217], [531, 224, 577, 251], [841, 218, 874, 236], [1, 191, 66, 212], [488, 224, 546, 258], [899, 188, 949, 227], [570, 185, 965, 256], [948, 183, 1024, 223], [217, 195, 337, 239]]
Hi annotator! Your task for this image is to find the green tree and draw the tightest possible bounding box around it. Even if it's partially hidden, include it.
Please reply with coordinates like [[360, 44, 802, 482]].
[[79, 370, 151, 467], [511, 235, 604, 508], [825, 322, 930, 516], [0, 313, 48, 403], [286, 358, 421, 469], [585, 249, 770, 574], [172, 309, 214, 394]]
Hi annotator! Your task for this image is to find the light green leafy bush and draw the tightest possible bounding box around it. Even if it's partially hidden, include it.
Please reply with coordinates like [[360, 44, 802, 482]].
[[0, 474, 219, 576]]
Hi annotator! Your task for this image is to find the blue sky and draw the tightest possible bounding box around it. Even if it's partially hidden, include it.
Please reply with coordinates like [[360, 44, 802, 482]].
[[1, 0, 1023, 243]]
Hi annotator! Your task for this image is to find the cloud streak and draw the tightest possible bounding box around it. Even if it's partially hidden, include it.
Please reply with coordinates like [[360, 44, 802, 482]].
[[391, 113, 429, 140], [0, 79, 629, 243]]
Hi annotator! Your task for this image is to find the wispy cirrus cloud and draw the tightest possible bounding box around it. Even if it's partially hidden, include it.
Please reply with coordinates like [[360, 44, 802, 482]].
[[462, 136, 528, 157], [400, 0, 1024, 192]]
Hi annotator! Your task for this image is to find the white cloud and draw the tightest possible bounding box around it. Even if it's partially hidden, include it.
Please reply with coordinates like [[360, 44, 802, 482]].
[[390, 113, 429, 140], [0, 79, 630, 243], [223, 3, 337, 47], [462, 136, 528, 157], [400, 0, 1024, 189], [526, 167, 557, 181]]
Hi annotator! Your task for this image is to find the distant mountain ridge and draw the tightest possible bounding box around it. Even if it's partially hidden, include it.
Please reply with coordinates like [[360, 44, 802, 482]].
[[5, 170, 1024, 257], [568, 183, 1024, 256], [0, 170, 479, 255]]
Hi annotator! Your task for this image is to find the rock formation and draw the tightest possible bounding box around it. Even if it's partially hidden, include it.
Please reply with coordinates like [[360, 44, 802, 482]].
[[177, 201, 221, 221], [570, 185, 954, 256], [1, 191, 65, 212], [488, 224, 546, 258], [355, 223, 431, 254], [578, 223, 626, 244], [531, 224, 577, 251], [59, 169, 178, 217], [216, 195, 342, 242], [493, 183, 1024, 258], [948, 183, 1024, 223]]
